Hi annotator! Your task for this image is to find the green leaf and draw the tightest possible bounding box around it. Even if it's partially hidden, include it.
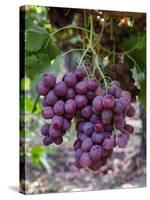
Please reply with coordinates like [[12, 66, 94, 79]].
[[26, 25, 49, 52]]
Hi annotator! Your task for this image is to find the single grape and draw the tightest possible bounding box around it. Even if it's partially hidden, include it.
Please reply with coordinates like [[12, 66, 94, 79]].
[[124, 124, 134, 134], [51, 115, 64, 130], [80, 152, 92, 167], [87, 79, 98, 91], [113, 99, 124, 113], [114, 86, 121, 98], [75, 81, 87, 94], [41, 123, 50, 136], [121, 91, 131, 101], [42, 106, 54, 119], [54, 81, 67, 96], [115, 118, 126, 130], [92, 132, 104, 144], [49, 127, 61, 138], [103, 95, 115, 109], [115, 133, 129, 148], [74, 67, 85, 81], [102, 136, 114, 150], [108, 87, 115, 97], [78, 133, 89, 142], [90, 114, 100, 123], [53, 100, 65, 116], [46, 90, 58, 106], [42, 136, 53, 145], [83, 122, 94, 135], [65, 99, 77, 114], [62, 118, 71, 131], [64, 72, 77, 87], [119, 97, 130, 110], [42, 97, 48, 107], [54, 137, 63, 145], [126, 105, 135, 117], [87, 91, 96, 101], [94, 121, 105, 132], [111, 80, 120, 87], [81, 105, 93, 119], [90, 145, 102, 161], [42, 73, 56, 89], [36, 81, 49, 96], [75, 148, 83, 159], [75, 95, 88, 108], [81, 138, 93, 152], [65, 88, 76, 99], [92, 96, 103, 111], [101, 109, 113, 124]]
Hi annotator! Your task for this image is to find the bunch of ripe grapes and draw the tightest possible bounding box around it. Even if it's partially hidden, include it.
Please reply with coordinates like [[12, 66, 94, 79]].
[[36, 66, 135, 171], [106, 63, 140, 102]]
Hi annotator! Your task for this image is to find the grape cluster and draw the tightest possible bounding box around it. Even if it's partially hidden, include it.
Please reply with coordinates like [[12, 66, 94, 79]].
[[107, 63, 140, 102], [36, 66, 135, 171]]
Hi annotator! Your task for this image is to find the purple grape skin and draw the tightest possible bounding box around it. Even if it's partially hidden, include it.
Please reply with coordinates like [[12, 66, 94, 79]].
[[49, 127, 61, 138], [75, 81, 87, 94], [102, 137, 115, 150], [92, 96, 103, 111], [113, 99, 124, 114], [115, 133, 129, 148], [119, 97, 130, 110], [36, 81, 49, 96], [64, 112, 74, 120], [103, 95, 115, 109], [83, 122, 94, 135], [46, 90, 58, 106], [74, 67, 85, 81], [53, 100, 65, 116], [65, 88, 76, 99], [115, 118, 126, 130], [54, 81, 67, 96], [108, 87, 115, 97], [124, 124, 134, 134], [114, 86, 121, 98], [111, 80, 121, 87], [101, 109, 113, 124], [42, 73, 56, 89], [41, 123, 50, 136], [105, 124, 113, 132], [75, 159, 83, 169], [54, 137, 63, 145], [75, 95, 88, 108], [65, 99, 77, 114], [90, 145, 102, 161], [81, 105, 93, 119], [90, 114, 100, 123], [92, 132, 104, 144], [51, 115, 64, 130], [62, 118, 71, 131], [113, 113, 123, 121], [80, 152, 92, 167], [87, 79, 98, 91], [42, 136, 53, 145], [87, 91, 96, 101], [121, 91, 131, 101], [89, 160, 101, 171], [75, 148, 83, 159], [78, 133, 89, 142], [81, 138, 93, 152], [94, 121, 105, 132], [42, 106, 54, 119], [127, 105, 135, 117], [64, 72, 77, 87], [77, 121, 84, 132], [74, 139, 82, 150]]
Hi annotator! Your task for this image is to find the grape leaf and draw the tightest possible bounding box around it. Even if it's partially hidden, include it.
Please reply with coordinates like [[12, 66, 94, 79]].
[[26, 25, 49, 52]]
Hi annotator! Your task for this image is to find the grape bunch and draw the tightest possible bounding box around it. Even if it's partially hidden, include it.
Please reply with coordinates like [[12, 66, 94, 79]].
[[36, 66, 135, 171], [106, 63, 140, 102]]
